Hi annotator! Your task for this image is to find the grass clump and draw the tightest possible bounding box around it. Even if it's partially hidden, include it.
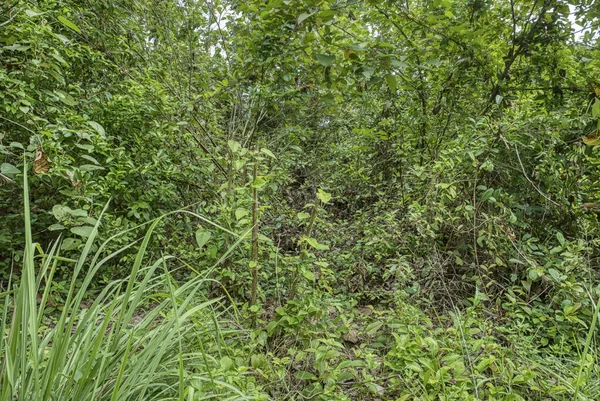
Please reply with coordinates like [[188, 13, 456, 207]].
[[0, 169, 259, 401]]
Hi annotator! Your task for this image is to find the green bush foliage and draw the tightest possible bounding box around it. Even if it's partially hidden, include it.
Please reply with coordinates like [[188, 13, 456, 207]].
[[2, 0, 600, 399]]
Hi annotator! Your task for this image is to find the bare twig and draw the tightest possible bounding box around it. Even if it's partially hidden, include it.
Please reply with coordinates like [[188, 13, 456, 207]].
[[513, 143, 560, 207]]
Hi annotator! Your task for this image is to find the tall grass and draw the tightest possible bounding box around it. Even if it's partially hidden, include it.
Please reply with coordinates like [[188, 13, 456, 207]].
[[0, 166, 253, 400]]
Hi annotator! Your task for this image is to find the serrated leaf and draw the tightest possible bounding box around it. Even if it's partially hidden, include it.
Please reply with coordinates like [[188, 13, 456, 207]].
[[58, 15, 81, 33]]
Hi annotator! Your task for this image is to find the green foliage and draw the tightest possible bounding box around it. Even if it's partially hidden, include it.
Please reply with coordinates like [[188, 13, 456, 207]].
[[0, 171, 263, 400], [2, 0, 600, 400]]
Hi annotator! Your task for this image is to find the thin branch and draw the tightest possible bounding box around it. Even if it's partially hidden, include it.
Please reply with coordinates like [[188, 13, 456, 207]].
[[513, 143, 560, 207]]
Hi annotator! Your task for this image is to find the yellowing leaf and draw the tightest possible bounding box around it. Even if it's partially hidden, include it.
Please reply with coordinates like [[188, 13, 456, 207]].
[[583, 131, 600, 146], [344, 49, 357, 60]]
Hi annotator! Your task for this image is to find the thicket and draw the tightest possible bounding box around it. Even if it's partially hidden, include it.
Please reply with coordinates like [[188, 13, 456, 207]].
[[1, 0, 600, 400]]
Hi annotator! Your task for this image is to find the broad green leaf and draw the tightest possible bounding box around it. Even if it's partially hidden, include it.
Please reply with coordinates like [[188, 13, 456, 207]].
[[58, 15, 82, 33], [69, 209, 88, 218], [61, 237, 81, 251], [52, 205, 71, 221], [294, 371, 317, 380], [385, 74, 397, 92], [316, 54, 335, 67], [391, 58, 407, 69], [548, 268, 561, 282], [228, 140, 241, 153], [55, 90, 78, 106], [365, 321, 383, 335], [81, 155, 100, 164], [261, 148, 276, 159], [251, 178, 266, 188], [1, 163, 20, 176], [592, 98, 600, 117], [195, 230, 211, 250], [220, 356, 234, 371], [250, 354, 266, 369], [88, 121, 106, 138], [302, 270, 315, 281], [556, 232, 565, 246], [481, 188, 494, 202], [317, 188, 332, 204], [305, 237, 329, 250], [26, 9, 43, 17], [297, 212, 311, 220], [80, 165, 105, 171], [71, 226, 94, 238], [235, 208, 249, 220], [297, 13, 313, 23]]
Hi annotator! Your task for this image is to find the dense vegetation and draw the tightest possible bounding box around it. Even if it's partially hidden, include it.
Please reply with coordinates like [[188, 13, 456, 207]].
[[2, 0, 600, 399]]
